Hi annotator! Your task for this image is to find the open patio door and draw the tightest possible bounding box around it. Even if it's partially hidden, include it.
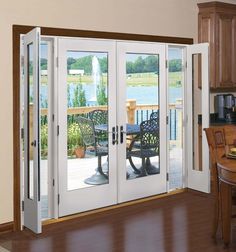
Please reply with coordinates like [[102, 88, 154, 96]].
[[186, 43, 210, 193], [23, 27, 42, 233]]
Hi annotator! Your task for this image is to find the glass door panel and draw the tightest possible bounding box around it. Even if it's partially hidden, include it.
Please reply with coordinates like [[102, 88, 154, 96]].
[[117, 42, 167, 203], [66, 51, 109, 190], [186, 43, 210, 193], [23, 27, 41, 234], [125, 53, 160, 180], [58, 38, 117, 217], [167, 46, 185, 190]]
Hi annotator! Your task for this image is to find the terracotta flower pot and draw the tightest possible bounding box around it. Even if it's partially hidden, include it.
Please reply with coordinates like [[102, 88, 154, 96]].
[[74, 147, 85, 158]]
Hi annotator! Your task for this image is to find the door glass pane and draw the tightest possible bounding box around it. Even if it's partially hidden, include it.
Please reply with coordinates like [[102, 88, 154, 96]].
[[126, 53, 160, 180], [66, 51, 109, 190], [192, 54, 202, 171], [27, 43, 34, 199], [168, 47, 184, 190], [40, 42, 49, 218]]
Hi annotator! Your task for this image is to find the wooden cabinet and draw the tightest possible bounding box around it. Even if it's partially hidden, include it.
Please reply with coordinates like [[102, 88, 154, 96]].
[[198, 2, 236, 90]]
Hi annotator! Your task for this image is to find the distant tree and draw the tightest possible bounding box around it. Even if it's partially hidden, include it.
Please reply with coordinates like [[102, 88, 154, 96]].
[[134, 56, 145, 73], [169, 59, 182, 72], [41, 58, 47, 70], [126, 61, 135, 73], [72, 84, 86, 107], [70, 56, 93, 74], [143, 56, 158, 73], [78, 83, 86, 106], [97, 85, 107, 105], [99, 57, 108, 74], [72, 85, 79, 107], [67, 57, 76, 70]]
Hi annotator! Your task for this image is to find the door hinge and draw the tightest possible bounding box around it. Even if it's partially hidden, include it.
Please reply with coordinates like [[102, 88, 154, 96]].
[[166, 116, 169, 125], [56, 57, 59, 68], [21, 128, 24, 139], [166, 173, 169, 181], [22, 200, 24, 211], [52, 114, 55, 122], [57, 125, 59, 136], [185, 61, 187, 69], [53, 179, 55, 187], [21, 55, 24, 68], [58, 194, 60, 205]]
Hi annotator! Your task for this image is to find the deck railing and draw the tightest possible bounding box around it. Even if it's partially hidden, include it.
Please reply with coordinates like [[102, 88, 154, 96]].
[[39, 98, 182, 140], [29, 99, 182, 158]]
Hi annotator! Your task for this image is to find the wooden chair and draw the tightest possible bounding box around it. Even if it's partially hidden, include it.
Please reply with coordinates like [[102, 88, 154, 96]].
[[204, 127, 236, 238]]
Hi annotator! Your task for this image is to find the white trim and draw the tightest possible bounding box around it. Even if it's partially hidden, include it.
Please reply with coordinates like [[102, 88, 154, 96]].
[[117, 41, 167, 203], [23, 27, 42, 234], [186, 43, 210, 193], [57, 38, 117, 217]]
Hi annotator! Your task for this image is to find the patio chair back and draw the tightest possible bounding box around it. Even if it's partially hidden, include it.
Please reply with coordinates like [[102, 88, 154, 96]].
[[89, 110, 108, 126], [77, 116, 96, 147], [150, 111, 159, 121], [140, 119, 159, 154]]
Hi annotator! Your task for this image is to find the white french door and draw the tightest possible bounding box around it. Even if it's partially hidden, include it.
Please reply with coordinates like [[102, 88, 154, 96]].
[[186, 43, 210, 193], [21, 28, 209, 228], [117, 42, 167, 202], [57, 38, 117, 217], [23, 27, 42, 233]]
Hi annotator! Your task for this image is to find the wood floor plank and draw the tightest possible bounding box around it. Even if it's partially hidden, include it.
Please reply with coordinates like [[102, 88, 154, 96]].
[[0, 191, 236, 252]]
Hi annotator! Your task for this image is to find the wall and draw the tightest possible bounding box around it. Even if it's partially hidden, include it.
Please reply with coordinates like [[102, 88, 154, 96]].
[[0, 0, 233, 224]]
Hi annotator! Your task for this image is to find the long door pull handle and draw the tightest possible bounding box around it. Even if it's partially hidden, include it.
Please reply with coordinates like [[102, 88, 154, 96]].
[[120, 126, 124, 144], [112, 127, 116, 145]]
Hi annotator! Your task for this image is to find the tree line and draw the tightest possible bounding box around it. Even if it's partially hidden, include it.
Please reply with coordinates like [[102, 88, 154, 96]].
[[39, 56, 182, 74]]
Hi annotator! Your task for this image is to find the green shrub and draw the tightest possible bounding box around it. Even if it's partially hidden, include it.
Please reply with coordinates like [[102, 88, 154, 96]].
[[41, 124, 48, 158], [67, 122, 84, 156], [40, 122, 84, 158]]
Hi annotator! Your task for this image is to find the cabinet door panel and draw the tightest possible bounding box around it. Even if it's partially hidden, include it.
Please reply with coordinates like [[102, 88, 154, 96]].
[[232, 16, 236, 84], [217, 15, 234, 87], [198, 14, 215, 88]]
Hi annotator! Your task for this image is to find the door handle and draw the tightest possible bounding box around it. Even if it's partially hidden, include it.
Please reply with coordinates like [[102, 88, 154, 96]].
[[31, 140, 37, 147], [120, 126, 127, 144], [112, 127, 116, 145]]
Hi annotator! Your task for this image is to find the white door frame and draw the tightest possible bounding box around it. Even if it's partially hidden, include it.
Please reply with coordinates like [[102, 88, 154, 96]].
[[186, 43, 210, 193], [117, 41, 167, 203], [20, 31, 210, 229], [166, 44, 187, 192], [23, 27, 41, 234], [20, 35, 57, 230], [57, 38, 117, 217]]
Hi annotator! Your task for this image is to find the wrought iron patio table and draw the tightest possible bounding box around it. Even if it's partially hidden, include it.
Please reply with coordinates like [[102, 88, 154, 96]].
[[95, 123, 159, 175]]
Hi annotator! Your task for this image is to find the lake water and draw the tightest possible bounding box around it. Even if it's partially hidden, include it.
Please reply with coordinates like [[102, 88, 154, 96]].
[[40, 83, 183, 107]]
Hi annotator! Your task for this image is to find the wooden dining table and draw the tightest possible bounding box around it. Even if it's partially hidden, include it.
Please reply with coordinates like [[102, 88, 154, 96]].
[[217, 156, 236, 246]]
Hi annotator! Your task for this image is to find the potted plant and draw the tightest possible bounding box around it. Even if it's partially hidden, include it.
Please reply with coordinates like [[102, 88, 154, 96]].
[[67, 122, 85, 158]]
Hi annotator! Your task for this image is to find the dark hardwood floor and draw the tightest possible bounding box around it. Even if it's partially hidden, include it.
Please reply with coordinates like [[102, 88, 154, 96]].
[[0, 191, 236, 252]]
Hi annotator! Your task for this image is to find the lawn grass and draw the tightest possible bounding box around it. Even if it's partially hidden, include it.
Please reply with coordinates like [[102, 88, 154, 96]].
[[40, 72, 183, 87]]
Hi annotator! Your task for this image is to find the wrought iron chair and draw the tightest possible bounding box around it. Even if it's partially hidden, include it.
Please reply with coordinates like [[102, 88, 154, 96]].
[[127, 119, 159, 176], [77, 116, 108, 185], [150, 110, 159, 121], [89, 110, 108, 146]]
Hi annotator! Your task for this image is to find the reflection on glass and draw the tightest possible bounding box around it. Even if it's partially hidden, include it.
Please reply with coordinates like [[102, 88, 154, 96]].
[[66, 51, 109, 190], [40, 42, 49, 218], [168, 47, 184, 190], [28, 43, 34, 200], [125, 53, 160, 180]]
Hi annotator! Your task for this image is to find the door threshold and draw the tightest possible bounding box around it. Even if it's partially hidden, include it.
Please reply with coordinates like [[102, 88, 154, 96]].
[[43, 188, 186, 226]]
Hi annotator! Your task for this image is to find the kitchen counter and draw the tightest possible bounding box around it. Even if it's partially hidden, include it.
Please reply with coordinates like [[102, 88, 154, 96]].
[[198, 113, 236, 126]]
